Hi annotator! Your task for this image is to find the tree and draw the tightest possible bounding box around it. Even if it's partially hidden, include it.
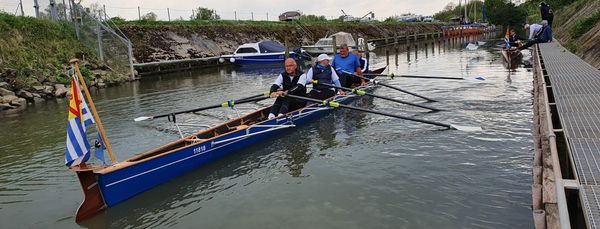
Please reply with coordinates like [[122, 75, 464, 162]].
[[192, 7, 220, 20], [484, 0, 526, 26], [141, 12, 157, 21]]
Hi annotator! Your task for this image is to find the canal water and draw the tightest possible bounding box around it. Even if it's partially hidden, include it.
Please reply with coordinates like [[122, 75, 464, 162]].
[[0, 35, 534, 228]]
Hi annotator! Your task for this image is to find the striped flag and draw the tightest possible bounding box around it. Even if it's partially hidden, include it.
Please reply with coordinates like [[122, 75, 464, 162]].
[[64, 75, 94, 167]]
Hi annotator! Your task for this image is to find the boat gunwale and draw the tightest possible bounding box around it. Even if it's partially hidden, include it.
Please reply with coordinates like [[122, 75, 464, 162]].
[[94, 86, 371, 175]]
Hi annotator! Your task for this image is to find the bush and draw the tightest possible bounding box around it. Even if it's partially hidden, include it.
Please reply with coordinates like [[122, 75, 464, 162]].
[[569, 10, 600, 39]]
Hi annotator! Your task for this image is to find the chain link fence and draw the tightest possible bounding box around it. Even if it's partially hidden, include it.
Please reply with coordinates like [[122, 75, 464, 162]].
[[5, 0, 135, 79]]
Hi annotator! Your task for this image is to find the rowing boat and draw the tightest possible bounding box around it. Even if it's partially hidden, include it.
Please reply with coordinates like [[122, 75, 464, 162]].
[[501, 48, 523, 69], [72, 70, 383, 222]]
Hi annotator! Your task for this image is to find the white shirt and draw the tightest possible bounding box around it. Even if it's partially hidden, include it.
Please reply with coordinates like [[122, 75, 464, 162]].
[[529, 24, 543, 40], [273, 72, 306, 88], [360, 57, 368, 72]]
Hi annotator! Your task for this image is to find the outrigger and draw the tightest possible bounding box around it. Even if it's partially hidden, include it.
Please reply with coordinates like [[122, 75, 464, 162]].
[[68, 60, 480, 222]]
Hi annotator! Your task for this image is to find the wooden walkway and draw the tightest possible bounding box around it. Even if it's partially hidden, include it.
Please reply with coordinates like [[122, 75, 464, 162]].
[[536, 42, 600, 228]]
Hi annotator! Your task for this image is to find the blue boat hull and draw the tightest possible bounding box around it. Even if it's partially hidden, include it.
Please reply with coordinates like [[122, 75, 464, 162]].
[[228, 53, 302, 66], [73, 80, 380, 221]]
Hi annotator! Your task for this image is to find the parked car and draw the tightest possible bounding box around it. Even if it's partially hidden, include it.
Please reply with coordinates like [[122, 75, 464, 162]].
[[279, 11, 301, 21]]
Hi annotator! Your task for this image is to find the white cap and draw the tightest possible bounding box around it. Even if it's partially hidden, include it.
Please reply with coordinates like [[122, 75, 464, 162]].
[[524, 24, 530, 29], [317, 54, 331, 62]]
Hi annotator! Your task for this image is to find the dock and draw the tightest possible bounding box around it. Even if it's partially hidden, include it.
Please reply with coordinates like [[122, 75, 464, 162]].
[[533, 42, 600, 228]]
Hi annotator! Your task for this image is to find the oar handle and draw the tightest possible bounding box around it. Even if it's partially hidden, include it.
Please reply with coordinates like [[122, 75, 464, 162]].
[[342, 71, 437, 102], [284, 94, 451, 129], [312, 81, 440, 111], [143, 93, 269, 120]]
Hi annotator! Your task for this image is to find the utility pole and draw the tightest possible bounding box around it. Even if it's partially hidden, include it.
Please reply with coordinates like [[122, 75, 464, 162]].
[[251, 12, 253, 21], [103, 4, 107, 21], [33, 0, 40, 18], [266, 12, 268, 21], [167, 8, 170, 21], [138, 6, 141, 20], [19, 0, 24, 16], [234, 11, 237, 21]]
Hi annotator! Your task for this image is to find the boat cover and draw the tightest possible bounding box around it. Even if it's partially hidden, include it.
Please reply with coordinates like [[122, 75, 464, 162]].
[[258, 41, 285, 53]]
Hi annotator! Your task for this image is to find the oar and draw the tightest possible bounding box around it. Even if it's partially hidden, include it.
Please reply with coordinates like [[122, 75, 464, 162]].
[[363, 73, 486, 81], [342, 71, 437, 102], [284, 94, 481, 131], [311, 80, 442, 112], [134, 92, 270, 122]]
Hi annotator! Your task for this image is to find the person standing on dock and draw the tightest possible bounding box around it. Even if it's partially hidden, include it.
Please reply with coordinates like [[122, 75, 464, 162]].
[[268, 58, 307, 119], [303, 54, 345, 100], [540, 1, 554, 26], [519, 20, 553, 50], [353, 49, 369, 73], [333, 43, 365, 88]]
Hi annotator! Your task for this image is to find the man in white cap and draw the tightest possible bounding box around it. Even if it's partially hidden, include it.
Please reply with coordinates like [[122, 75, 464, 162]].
[[524, 23, 543, 40], [301, 54, 345, 100]]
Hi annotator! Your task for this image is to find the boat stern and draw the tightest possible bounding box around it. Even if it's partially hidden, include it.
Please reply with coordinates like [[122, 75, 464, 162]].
[[71, 164, 107, 222]]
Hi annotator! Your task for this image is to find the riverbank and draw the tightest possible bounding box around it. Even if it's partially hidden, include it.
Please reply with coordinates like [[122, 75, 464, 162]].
[[0, 15, 446, 112], [0, 13, 128, 111], [117, 20, 443, 63]]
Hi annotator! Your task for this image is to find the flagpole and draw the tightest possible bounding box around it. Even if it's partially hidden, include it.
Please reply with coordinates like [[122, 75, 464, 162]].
[[69, 59, 117, 164]]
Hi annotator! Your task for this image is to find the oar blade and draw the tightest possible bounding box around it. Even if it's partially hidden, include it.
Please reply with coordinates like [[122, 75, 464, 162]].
[[134, 116, 153, 122], [450, 124, 482, 132]]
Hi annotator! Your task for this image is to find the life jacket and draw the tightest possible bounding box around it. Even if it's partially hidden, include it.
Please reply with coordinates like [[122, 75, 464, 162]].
[[312, 65, 334, 91], [281, 70, 306, 94], [359, 58, 368, 71]]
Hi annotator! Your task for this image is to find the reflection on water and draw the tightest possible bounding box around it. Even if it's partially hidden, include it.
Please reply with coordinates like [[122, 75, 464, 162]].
[[0, 34, 533, 228]]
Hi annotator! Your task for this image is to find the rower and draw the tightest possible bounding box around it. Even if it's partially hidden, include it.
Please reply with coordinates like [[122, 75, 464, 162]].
[[524, 23, 543, 40], [508, 29, 525, 47], [353, 49, 369, 73], [332, 43, 364, 88], [268, 58, 307, 119], [305, 54, 345, 100]]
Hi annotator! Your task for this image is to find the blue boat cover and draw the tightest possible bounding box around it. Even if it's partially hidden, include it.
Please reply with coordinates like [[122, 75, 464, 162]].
[[258, 41, 285, 53]]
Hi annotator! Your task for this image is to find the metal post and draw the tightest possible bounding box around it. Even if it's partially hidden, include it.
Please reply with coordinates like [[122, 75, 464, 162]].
[[96, 18, 104, 62], [128, 41, 135, 80], [251, 12, 254, 21], [33, 0, 40, 18], [332, 35, 337, 54], [234, 11, 237, 21], [62, 0, 67, 20], [19, 0, 24, 16], [167, 8, 170, 21], [138, 6, 141, 20], [50, 0, 57, 21]]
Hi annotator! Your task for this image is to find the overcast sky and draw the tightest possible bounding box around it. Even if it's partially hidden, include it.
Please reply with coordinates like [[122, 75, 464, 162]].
[[4, 0, 458, 21]]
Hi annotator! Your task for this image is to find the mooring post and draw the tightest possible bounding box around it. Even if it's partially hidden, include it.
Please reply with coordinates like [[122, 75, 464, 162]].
[[385, 48, 389, 66], [332, 35, 337, 55], [284, 37, 290, 59], [394, 47, 399, 66]]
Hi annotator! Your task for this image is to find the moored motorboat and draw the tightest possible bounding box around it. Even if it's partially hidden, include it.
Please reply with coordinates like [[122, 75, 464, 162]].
[[220, 40, 308, 66]]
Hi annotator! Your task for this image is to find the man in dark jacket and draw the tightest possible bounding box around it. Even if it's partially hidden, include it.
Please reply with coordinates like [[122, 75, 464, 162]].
[[540, 2, 554, 26], [268, 58, 307, 119]]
